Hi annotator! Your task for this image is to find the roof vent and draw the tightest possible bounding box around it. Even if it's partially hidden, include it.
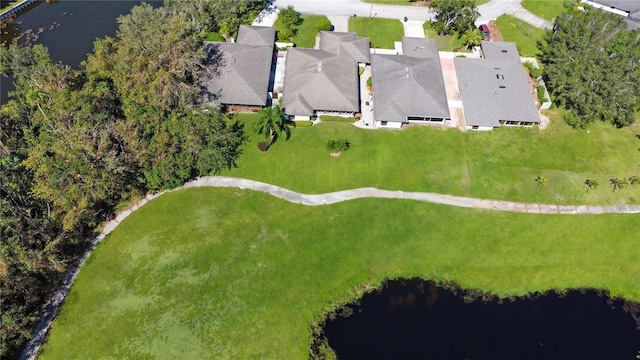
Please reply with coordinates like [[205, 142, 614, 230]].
[[501, 49, 508, 53], [499, 85, 506, 89]]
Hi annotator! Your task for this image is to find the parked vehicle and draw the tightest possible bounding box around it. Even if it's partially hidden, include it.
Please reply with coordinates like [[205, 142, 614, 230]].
[[478, 24, 491, 41]]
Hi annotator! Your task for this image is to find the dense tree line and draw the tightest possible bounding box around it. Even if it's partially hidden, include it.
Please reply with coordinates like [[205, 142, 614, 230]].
[[539, 7, 640, 128], [0, 1, 266, 357], [431, 0, 480, 36]]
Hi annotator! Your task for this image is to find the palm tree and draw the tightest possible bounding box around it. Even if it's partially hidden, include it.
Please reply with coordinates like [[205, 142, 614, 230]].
[[584, 179, 599, 191], [460, 28, 482, 51], [253, 106, 291, 146], [609, 178, 621, 192], [534, 175, 547, 190]]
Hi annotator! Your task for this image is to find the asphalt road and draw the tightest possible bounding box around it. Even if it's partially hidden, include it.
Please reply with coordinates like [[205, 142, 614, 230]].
[[274, 0, 537, 26], [274, 0, 434, 21]]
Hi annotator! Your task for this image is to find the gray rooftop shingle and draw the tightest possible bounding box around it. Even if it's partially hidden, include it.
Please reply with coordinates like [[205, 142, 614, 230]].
[[372, 38, 450, 123], [455, 54, 540, 128], [203, 26, 275, 107], [480, 41, 521, 63], [283, 48, 359, 115], [282, 32, 368, 116]]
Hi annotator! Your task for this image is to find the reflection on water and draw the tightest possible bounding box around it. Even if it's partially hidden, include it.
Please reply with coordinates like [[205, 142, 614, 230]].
[[1, 0, 162, 104], [321, 278, 640, 359]]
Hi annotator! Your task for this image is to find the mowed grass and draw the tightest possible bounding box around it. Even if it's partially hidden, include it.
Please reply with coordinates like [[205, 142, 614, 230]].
[[496, 15, 546, 57], [226, 113, 640, 206], [274, 15, 330, 48], [39, 187, 640, 358], [423, 21, 466, 51], [522, 0, 566, 21], [348, 17, 404, 48]]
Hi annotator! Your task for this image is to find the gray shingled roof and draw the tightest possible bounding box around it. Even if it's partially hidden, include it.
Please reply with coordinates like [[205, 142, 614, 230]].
[[319, 31, 371, 63], [480, 41, 521, 63], [203, 26, 275, 107], [589, 0, 640, 29], [283, 48, 359, 116], [455, 56, 540, 128], [592, 0, 640, 17], [401, 37, 440, 59], [282, 32, 368, 116], [372, 38, 450, 123], [236, 25, 276, 47]]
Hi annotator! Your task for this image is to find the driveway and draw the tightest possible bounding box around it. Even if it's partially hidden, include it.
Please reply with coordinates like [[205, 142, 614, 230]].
[[327, 15, 349, 32], [275, 0, 433, 21], [403, 20, 425, 37]]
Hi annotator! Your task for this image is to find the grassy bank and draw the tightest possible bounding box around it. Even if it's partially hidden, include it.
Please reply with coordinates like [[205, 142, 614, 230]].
[[496, 15, 546, 57], [521, 0, 566, 21], [275, 15, 330, 48], [39, 187, 640, 358], [225, 113, 640, 206], [348, 17, 403, 48], [423, 21, 466, 51]]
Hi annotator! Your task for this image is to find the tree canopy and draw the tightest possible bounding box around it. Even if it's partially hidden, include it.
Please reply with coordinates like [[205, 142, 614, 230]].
[[539, 7, 640, 128], [431, 0, 480, 35], [0, 0, 262, 356]]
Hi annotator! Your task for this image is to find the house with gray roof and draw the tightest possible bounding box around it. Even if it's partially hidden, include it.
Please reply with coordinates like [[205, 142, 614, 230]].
[[282, 31, 370, 119], [455, 41, 540, 130], [582, 0, 640, 29], [203, 25, 276, 111], [371, 37, 450, 128]]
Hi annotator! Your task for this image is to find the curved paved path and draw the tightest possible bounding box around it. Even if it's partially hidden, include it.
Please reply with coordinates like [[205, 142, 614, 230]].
[[182, 176, 640, 215], [21, 176, 640, 360]]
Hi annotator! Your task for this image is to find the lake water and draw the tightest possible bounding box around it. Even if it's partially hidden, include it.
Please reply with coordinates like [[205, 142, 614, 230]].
[[321, 278, 640, 359], [1, 0, 162, 104]]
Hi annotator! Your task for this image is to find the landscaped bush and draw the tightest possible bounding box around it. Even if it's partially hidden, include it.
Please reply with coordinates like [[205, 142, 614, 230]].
[[537, 85, 548, 103], [316, 17, 332, 32], [257, 141, 269, 152], [203, 32, 225, 42], [320, 115, 356, 123], [523, 61, 541, 79], [294, 120, 313, 127], [326, 139, 351, 153]]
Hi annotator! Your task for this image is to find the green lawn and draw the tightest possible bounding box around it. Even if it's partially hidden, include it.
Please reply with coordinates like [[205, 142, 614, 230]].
[[39, 187, 640, 359], [522, 0, 566, 21], [224, 113, 640, 206], [423, 21, 467, 51], [496, 15, 547, 57], [348, 17, 404, 49], [274, 15, 330, 48]]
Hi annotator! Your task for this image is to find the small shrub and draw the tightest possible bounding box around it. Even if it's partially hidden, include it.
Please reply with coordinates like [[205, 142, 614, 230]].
[[366, 77, 372, 89], [316, 17, 332, 32], [320, 116, 356, 123], [537, 85, 548, 103], [294, 120, 313, 127], [523, 62, 541, 79], [257, 141, 269, 152], [203, 32, 225, 42], [326, 139, 351, 153]]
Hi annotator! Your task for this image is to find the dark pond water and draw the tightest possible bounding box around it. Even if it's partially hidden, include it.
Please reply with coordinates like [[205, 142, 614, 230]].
[[321, 278, 640, 359], [1, 0, 162, 105]]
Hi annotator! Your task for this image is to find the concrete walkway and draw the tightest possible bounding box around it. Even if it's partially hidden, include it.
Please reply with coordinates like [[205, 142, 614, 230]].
[[20, 176, 640, 360], [506, 4, 554, 30], [182, 177, 640, 214]]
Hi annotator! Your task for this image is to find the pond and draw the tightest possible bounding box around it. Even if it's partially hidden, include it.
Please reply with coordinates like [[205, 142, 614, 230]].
[[1, 0, 162, 105], [319, 278, 640, 359]]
